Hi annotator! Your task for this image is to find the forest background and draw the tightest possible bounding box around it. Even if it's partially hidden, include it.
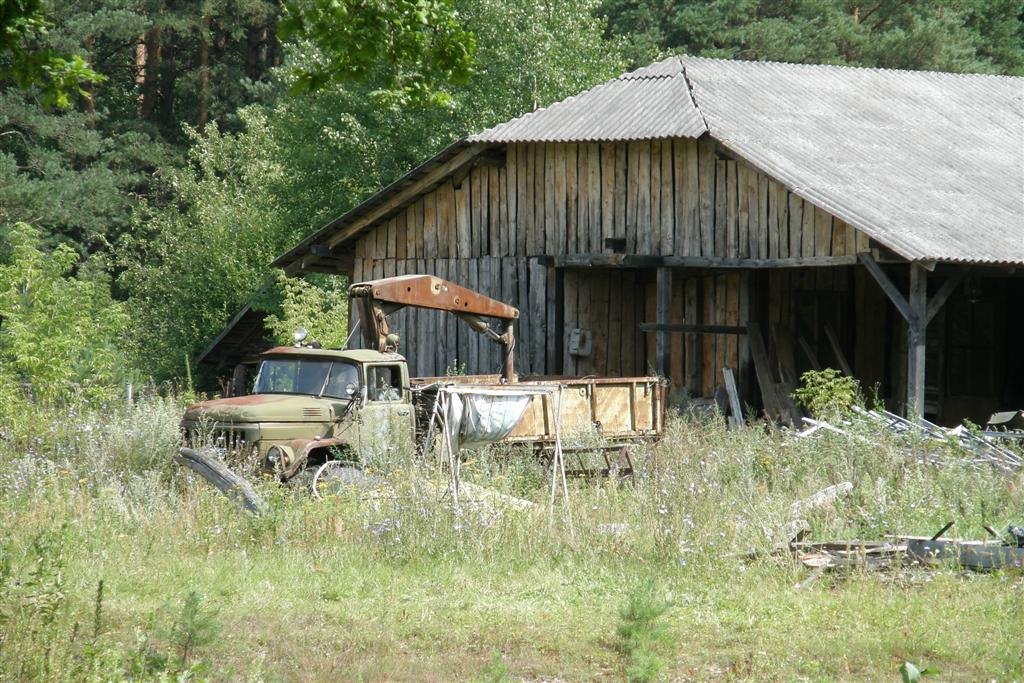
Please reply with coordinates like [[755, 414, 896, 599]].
[[2, 0, 1023, 408]]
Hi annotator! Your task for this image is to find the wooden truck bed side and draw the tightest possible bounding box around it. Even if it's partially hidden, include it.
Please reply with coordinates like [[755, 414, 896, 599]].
[[411, 375, 666, 447]]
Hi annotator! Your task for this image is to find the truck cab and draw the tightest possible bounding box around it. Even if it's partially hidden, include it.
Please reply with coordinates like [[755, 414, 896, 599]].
[[181, 346, 414, 481]]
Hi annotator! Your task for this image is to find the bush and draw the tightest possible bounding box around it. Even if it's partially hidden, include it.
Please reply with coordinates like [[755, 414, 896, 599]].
[[792, 368, 863, 419], [0, 222, 130, 409]]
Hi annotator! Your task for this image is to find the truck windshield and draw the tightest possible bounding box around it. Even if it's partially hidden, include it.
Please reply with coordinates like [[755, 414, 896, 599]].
[[254, 358, 360, 399]]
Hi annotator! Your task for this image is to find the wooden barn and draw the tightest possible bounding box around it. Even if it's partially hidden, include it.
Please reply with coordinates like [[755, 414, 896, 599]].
[[271, 57, 1024, 424]]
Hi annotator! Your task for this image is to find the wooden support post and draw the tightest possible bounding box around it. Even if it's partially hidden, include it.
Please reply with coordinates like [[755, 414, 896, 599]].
[[655, 267, 672, 379], [907, 262, 927, 421]]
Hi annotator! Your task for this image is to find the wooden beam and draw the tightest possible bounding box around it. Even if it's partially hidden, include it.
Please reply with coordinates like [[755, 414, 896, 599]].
[[327, 143, 486, 249], [926, 267, 970, 324], [640, 323, 747, 335], [907, 262, 927, 420], [655, 267, 672, 378], [556, 254, 860, 269], [823, 322, 853, 376], [858, 252, 913, 322], [722, 367, 743, 428]]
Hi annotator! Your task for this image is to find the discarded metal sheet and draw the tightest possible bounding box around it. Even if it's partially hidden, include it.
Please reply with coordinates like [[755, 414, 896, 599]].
[[901, 537, 1024, 571]]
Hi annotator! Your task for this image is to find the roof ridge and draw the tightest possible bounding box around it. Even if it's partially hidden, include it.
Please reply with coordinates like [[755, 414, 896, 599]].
[[683, 55, 1023, 81]]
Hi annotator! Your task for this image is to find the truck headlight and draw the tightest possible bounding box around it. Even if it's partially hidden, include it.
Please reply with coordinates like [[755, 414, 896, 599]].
[[267, 445, 293, 467]]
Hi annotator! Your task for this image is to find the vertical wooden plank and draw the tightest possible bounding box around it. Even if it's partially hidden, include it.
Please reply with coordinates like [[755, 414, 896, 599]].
[[394, 212, 407, 260], [622, 270, 639, 376], [716, 273, 728, 386], [845, 218, 856, 255], [831, 219, 847, 256], [375, 223, 385, 259], [455, 182, 470, 258], [767, 180, 779, 259], [855, 226, 870, 253], [574, 143, 588, 253], [714, 159, 727, 257], [507, 146, 518, 256], [501, 257, 517, 375], [626, 141, 641, 253], [516, 258, 531, 374], [726, 273, 740, 378], [528, 258, 547, 374], [565, 143, 578, 254], [458, 259, 471, 370], [659, 140, 673, 256], [801, 198, 815, 257], [655, 267, 672, 377], [746, 166, 759, 258], [702, 275, 716, 395], [404, 205, 417, 259], [814, 206, 832, 257], [516, 144, 529, 256], [386, 218, 397, 258], [647, 140, 660, 255], [600, 142, 616, 250], [669, 276, 684, 387], [422, 191, 437, 258], [698, 137, 716, 257], [525, 145, 538, 255], [607, 271, 623, 376], [545, 265, 560, 373], [544, 143, 557, 254], [467, 258, 480, 372], [757, 174, 769, 259], [488, 166, 500, 256], [777, 183, 789, 259], [590, 269, 609, 374], [672, 140, 686, 256], [414, 199, 425, 260], [614, 142, 627, 243], [737, 163, 749, 259], [726, 160, 738, 258], [684, 277, 699, 392], [588, 143, 602, 254], [788, 193, 802, 258], [738, 272, 751, 404], [498, 165, 508, 257]]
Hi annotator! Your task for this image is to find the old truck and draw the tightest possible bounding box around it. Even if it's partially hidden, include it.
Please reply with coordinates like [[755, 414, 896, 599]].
[[180, 275, 665, 485]]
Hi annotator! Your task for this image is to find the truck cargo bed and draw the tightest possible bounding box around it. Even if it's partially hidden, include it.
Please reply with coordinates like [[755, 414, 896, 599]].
[[411, 375, 666, 448]]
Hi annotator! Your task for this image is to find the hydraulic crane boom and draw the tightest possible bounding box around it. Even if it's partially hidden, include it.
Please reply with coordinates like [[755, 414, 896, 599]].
[[349, 274, 520, 381]]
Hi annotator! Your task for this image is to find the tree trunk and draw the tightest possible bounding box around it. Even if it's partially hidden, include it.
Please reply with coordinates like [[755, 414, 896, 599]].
[[138, 27, 162, 119], [197, 15, 210, 129]]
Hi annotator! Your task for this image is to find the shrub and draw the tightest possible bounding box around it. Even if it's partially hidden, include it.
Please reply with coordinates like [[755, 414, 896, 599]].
[[792, 368, 863, 419]]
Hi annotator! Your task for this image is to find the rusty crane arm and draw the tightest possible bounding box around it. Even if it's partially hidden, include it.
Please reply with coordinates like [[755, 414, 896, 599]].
[[349, 274, 520, 381]]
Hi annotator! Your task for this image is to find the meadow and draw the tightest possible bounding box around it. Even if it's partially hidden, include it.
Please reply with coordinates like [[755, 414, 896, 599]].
[[1, 397, 1021, 681]]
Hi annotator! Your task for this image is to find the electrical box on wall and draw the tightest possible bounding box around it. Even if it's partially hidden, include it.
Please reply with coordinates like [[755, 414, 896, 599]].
[[568, 328, 593, 358]]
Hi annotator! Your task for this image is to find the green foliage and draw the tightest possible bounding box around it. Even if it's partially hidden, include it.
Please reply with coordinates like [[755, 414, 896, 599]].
[[792, 368, 863, 418], [599, 0, 1024, 75], [615, 579, 673, 682], [0, 222, 130, 407], [166, 591, 221, 670], [280, 0, 476, 105], [263, 271, 350, 348], [0, 0, 104, 108], [120, 109, 303, 379]]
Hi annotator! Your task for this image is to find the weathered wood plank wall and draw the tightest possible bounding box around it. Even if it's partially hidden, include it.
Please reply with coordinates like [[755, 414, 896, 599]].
[[348, 139, 870, 394]]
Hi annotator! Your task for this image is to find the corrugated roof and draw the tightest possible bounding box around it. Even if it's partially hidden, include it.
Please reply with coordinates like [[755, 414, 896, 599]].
[[684, 57, 1024, 265], [469, 57, 706, 143], [276, 56, 1024, 269]]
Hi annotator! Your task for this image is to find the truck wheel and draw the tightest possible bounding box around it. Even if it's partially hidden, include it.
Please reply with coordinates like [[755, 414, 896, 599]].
[[310, 461, 381, 499]]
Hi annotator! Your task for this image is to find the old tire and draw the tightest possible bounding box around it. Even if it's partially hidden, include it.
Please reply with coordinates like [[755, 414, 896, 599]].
[[310, 461, 382, 499]]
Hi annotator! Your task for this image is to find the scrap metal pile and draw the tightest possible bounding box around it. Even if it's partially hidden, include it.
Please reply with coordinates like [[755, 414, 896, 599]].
[[794, 406, 1023, 476]]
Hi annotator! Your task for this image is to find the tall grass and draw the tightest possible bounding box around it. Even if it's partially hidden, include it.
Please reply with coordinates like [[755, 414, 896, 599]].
[[1, 397, 1021, 679]]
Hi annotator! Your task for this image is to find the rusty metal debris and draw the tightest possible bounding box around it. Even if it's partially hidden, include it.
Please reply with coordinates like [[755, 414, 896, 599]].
[[794, 406, 1023, 475]]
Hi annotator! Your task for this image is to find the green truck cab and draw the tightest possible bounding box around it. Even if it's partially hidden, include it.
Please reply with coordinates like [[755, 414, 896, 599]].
[[181, 345, 415, 481]]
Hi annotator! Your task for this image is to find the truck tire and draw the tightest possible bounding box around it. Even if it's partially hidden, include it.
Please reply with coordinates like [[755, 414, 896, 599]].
[[310, 461, 382, 499]]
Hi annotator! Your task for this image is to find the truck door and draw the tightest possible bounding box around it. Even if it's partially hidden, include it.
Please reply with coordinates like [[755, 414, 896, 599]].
[[356, 363, 415, 464]]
